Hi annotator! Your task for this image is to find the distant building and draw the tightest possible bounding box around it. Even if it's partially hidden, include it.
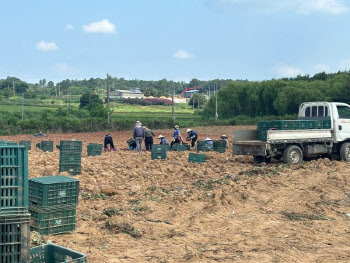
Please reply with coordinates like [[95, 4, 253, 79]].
[[109, 88, 144, 99], [182, 90, 199, 98]]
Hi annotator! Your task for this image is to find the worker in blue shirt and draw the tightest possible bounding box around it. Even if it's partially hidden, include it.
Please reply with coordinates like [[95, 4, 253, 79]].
[[171, 125, 182, 148], [186, 128, 198, 148], [158, 135, 169, 145]]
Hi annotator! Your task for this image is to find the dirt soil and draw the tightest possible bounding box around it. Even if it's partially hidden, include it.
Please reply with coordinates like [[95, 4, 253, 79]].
[[4, 125, 350, 263]]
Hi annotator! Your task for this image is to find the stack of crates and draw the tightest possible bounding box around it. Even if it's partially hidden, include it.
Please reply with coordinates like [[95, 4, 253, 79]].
[[36, 141, 53, 152], [87, 143, 103, 156], [29, 175, 79, 236], [19, 140, 31, 150], [197, 141, 213, 152], [30, 244, 87, 262], [213, 140, 226, 153], [151, 144, 167, 160], [188, 152, 206, 163], [58, 141, 82, 175], [0, 140, 30, 263]]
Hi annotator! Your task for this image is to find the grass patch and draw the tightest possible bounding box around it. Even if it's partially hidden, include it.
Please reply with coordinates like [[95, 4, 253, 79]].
[[281, 212, 335, 221], [103, 207, 123, 217], [105, 221, 142, 238], [193, 178, 228, 191], [130, 206, 150, 213], [81, 191, 107, 200], [238, 167, 280, 177]]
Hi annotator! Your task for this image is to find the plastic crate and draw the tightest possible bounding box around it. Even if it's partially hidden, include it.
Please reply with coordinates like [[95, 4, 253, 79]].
[[87, 143, 102, 156], [257, 131, 267, 142], [323, 119, 331, 129], [19, 140, 31, 150], [257, 121, 271, 131], [151, 152, 167, 160], [172, 144, 188, 151], [59, 153, 82, 166], [213, 146, 226, 153], [30, 244, 87, 263], [213, 140, 227, 147], [36, 141, 53, 152], [197, 141, 213, 151], [0, 214, 30, 263], [29, 206, 76, 235], [0, 145, 29, 214], [29, 176, 79, 208], [151, 144, 167, 154], [59, 164, 81, 176], [57, 141, 82, 153], [188, 153, 206, 163]]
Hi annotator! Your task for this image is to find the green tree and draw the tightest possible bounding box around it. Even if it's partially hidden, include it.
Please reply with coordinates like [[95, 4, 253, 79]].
[[189, 93, 207, 109]]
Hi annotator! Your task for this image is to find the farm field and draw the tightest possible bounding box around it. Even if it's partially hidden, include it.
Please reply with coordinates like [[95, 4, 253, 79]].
[[3, 125, 350, 263]]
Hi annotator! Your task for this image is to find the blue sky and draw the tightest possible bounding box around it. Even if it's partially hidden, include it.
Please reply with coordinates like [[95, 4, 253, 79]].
[[0, 0, 350, 83]]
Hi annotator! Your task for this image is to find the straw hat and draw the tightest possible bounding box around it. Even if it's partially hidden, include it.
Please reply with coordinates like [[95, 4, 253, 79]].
[[174, 125, 179, 129], [186, 128, 192, 133], [158, 135, 164, 139], [221, 134, 227, 138]]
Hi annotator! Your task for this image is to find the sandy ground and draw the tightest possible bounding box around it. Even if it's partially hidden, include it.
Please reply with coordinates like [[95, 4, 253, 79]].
[[3, 125, 350, 263]]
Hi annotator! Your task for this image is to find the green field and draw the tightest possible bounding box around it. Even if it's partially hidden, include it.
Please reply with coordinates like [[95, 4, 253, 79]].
[[0, 104, 58, 112]]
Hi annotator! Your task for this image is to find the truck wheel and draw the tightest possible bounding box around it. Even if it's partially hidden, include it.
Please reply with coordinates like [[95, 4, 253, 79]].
[[283, 145, 303, 164], [340, 142, 350, 162]]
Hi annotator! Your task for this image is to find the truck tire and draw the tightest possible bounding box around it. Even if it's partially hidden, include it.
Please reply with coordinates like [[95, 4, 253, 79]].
[[340, 142, 350, 162], [283, 145, 303, 164]]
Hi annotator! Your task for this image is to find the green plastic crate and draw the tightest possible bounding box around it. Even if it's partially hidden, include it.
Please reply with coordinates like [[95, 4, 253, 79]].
[[29, 176, 79, 208], [213, 140, 227, 147], [257, 121, 271, 131], [165, 145, 171, 151], [36, 141, 53, 152], [151, 152, 167, 160], [59, 152, 82, 166], [19, 140, 31, 150], [151, 144, 167, 154], [323, 119, 331, 129], [0, 214, 30, 263], [188, 153, 206, 163], [30, 244, 87, 263], [197, 141, 213, 151], [183, 144, 190, 150], [57, 141, 82, 153], [29, 206, 76, 235], [59, 164, 81, 176], [213, 146, 226, 153], [257, 131, 267, 142], [87, 143, 102, 156], [0, 145, 29, 214], [172, 144, 187, 151]]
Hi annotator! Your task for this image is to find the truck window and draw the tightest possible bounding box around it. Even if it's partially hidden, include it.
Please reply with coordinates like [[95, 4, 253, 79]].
[[305, 107, 311, 117], [312, 106, 317, 117], [318, 106, 324, 117], [325, 106, 329, 116], [337, 106, 350, 119]]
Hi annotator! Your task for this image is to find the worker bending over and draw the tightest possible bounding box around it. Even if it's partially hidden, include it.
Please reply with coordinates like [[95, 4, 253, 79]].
[[186, 128, 198, 148], [158, 135, 169, 145], [104, 134, 116, 152]]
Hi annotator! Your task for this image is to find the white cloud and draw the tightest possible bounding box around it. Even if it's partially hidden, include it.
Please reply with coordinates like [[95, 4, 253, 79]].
[[215, 0, 349, 14], [65, 24, 73, 30], [314, 63, 331, 72], [274, 64, 303, 77], [173, 50, 194, 59], [339, 59, 350, 69], [82, 19, 116, 34], [298, 0, 348, 14], [36, 41, 58, 52]]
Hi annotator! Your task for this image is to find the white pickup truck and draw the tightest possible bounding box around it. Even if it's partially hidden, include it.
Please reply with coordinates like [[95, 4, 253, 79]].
[[232, 102, 350, 164]]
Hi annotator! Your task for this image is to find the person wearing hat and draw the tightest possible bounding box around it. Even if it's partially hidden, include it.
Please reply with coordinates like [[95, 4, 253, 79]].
[[171, 125, 182, 148], [158, 134, 169, 145], [220, 134, 229, 148], [133, 121, 145, 153], [186, 128, 198, 148]]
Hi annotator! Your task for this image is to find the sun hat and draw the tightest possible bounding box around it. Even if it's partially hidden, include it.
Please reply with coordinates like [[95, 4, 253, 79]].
[[174, 125, 179, 129], [186, 128, 192, 133], [221, 134, 228, 138], [158, 135, 164, 139]]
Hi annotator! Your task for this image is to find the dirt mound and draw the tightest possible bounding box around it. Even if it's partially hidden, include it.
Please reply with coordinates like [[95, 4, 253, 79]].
[[3, 126, 350, 262]]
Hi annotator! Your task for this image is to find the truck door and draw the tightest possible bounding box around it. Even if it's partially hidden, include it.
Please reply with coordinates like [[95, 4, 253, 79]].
[[335, 105, 350, 141]]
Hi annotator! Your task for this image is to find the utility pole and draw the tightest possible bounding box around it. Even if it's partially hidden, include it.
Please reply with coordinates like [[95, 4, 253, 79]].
[[172, 84, 175, 122], [68, 90, 71, 111], [107, 74, 110, 126], [215, 84, 218, 120], [12, 78, 15, 96], [59, 83, 61, 97], [197, 96, 199, 109], [21, 93, 24, 121]]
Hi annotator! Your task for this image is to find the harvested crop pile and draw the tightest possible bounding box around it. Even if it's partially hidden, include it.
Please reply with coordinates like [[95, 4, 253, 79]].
[[3, 126, 350, 263]]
